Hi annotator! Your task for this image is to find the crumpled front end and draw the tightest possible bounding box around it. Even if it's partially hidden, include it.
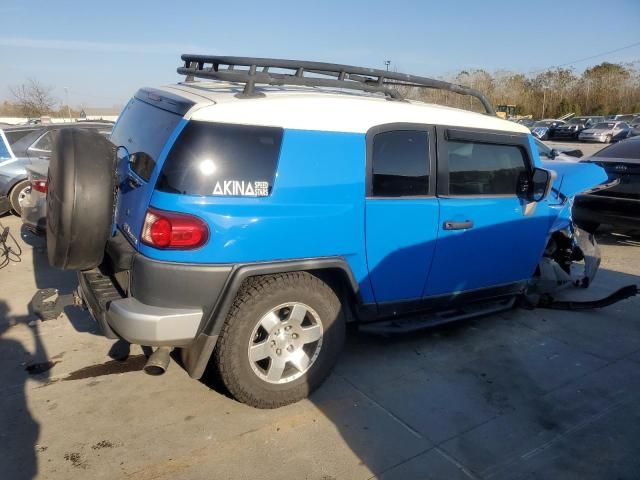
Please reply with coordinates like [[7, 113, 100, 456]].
[[530, 160, 610, 294]]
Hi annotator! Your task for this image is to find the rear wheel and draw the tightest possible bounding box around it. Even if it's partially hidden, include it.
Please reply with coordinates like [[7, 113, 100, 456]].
[[213, 272, 345, 408], [9, 179, 30, 216]]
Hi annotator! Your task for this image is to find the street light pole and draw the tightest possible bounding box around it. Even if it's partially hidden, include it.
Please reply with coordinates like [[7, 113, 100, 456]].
[[64, 87, 71, 122], [384, 60, 391, 71]]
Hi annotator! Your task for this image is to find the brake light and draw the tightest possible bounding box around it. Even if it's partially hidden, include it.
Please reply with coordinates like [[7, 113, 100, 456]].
[[141, 208, 209, 249], [31, 179, 48, 193]]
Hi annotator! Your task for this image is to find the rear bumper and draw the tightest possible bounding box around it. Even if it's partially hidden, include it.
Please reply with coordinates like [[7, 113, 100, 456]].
[[79, 232, 232, 347], [573, 194, 640, 229]]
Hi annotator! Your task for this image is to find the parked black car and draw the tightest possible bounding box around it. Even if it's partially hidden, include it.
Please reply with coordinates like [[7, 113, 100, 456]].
[[573, 136, 640, 232], [553, 116, 604, 140]]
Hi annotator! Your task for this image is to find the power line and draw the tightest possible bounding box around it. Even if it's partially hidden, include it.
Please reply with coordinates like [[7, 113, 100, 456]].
[[527, 40, 640, 75]]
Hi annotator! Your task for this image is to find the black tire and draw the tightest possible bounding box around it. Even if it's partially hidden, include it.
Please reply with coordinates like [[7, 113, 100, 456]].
[[46, 128, 115, 270], [605, 134, 612, 143], [213, 272, 345, 408], [9, 179, 30, 216]]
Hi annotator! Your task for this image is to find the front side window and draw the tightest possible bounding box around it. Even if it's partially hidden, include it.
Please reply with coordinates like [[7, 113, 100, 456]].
[[371, 130, 429, 197], [447, 141, 527, 195], [157, 121, 283, 196]]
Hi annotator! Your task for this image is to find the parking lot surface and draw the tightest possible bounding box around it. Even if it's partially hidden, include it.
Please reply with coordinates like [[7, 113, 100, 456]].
[[1, 211, 639, 480]]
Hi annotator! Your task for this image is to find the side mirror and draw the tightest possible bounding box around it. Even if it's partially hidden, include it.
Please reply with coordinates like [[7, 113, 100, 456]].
[[549, 148, 559, 159], [517, 168, 552, 202]]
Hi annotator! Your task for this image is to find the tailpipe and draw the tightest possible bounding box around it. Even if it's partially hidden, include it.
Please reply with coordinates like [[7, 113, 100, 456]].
[[144, 347, 172, 376]]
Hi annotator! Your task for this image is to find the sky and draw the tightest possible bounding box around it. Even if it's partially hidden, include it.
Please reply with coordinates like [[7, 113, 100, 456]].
[[1, 0, 639, 108]]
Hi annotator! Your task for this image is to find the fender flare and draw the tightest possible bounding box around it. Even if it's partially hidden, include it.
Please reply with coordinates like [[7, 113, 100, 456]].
[[181, 256, 359, 379]]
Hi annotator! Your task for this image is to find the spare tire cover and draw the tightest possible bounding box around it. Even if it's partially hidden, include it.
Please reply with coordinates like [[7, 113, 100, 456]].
[[47, 128, 115, 270]]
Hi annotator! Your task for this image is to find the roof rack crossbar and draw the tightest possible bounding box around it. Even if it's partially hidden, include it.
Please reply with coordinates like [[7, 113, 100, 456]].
[[177, 55, 495, 115]]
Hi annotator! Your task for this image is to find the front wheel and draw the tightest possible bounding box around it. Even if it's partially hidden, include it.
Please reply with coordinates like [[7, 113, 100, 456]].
[[213, 272, 346, 408], [605, 134, 613, 143]]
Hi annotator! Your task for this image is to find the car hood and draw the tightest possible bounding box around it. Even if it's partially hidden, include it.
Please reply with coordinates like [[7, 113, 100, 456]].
[[541, 160, 609, 202]]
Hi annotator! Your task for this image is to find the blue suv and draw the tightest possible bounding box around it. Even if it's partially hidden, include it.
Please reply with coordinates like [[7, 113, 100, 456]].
[[45, 57, 608, 408]]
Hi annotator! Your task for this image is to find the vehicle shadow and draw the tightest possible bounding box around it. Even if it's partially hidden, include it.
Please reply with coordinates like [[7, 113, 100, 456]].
[[20, 225, 99, 336], [0, 300, 50, 480]]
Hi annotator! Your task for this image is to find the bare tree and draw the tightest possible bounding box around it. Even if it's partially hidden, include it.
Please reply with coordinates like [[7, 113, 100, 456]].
[[9, 78, 57, 118]]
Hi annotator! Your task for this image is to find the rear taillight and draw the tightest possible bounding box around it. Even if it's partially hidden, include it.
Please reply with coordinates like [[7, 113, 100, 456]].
[[141, 208, 209, 249], [31, 178, 48, 193]]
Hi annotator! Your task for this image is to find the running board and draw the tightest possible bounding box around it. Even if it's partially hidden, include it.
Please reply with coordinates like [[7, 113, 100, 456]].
[[360, 297, 515, 334]]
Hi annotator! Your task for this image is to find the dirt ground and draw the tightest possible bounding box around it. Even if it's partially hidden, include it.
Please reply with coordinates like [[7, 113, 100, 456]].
[[1, 211, 639, 480]]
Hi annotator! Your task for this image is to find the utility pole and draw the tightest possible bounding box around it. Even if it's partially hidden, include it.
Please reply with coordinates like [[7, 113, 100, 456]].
[[541, 87, 548, 119], [64, 87, 71, 121], [384, 60, 391, 72]]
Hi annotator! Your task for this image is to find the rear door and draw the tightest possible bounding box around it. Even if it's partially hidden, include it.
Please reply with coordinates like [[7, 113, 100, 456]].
[[423, 128, 551, 297], [364, 124, 439, 307], [109, 94, 185, 248]]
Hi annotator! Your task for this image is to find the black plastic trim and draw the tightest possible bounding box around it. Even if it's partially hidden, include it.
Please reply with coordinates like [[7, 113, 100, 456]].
[[366, 280, 526, 321], [199, 257, 359, 338], [130, 255, 232, 315]]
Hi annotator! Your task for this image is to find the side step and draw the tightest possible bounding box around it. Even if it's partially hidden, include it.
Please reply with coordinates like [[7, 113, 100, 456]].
[[360, 297, 515, 335]]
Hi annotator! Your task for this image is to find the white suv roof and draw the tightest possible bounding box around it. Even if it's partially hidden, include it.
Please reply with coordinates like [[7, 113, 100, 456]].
[[158, 81, 530, 135]]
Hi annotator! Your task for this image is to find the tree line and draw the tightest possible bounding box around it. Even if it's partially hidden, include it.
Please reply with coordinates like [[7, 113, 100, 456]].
[[2, 61, 639, 119], [400, 61, 640, 118]]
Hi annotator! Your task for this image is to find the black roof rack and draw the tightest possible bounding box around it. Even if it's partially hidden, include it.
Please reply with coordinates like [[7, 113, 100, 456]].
[[177, 55, 496, 115]]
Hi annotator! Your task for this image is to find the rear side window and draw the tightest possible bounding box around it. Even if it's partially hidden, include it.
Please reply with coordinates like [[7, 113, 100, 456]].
[[371, 130, 429, 196], [447, 141, 527, 195], [110, 98, 182, 181], [31, 131, 54, 152], [157, 121, 283, 197]]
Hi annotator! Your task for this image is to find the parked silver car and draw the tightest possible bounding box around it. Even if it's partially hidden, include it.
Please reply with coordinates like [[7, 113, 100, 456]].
[[578, 121, 631, 143]]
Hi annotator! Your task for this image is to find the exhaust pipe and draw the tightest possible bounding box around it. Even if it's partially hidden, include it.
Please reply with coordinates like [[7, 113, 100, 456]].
[[144, 347, 172, 376]]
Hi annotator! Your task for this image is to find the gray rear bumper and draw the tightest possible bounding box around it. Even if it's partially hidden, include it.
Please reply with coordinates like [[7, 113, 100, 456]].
[[107, 297, 203, 347]]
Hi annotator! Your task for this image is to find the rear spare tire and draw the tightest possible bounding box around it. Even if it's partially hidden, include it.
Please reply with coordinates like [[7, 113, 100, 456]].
[[47, 128, 115, 270]]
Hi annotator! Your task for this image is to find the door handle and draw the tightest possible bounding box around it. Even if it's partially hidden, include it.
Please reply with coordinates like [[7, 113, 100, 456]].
[[443, 220, 474, 230]]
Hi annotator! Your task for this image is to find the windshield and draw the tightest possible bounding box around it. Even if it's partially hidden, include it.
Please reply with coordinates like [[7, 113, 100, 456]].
[[568, 118, 586, 124], [593, 123, 615, 129], [533, 121, 552, 127]]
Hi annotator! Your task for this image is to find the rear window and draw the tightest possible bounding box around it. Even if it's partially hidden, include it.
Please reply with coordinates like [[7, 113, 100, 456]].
[[593, 139, 640, 160], [110, 98, 182, 181], [156, 121, 283, 197]]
